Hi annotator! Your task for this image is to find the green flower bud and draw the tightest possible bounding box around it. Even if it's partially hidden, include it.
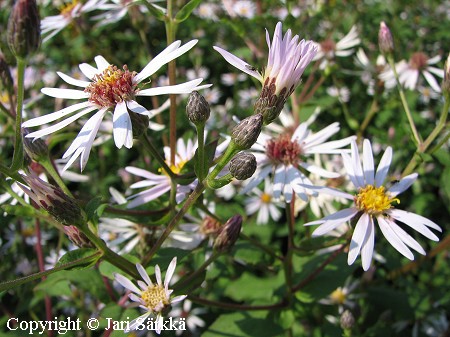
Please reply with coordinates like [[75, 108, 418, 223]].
[[7, 0, 41, 59], [378, 22, 394, 55], [214, 215, 242, 252], [231, 114, 263, 150], [186, 91, 210, 125], [63, 225, 94, 248], [229, 152, 257, 180]]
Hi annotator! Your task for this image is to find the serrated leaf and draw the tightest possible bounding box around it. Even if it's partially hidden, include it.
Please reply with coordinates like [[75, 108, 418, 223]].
[[175, 0, 202, 22], [56, 248, 100, 270]]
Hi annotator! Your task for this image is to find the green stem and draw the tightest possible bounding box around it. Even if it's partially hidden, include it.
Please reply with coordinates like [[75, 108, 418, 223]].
[[206, 142, 239, 186], [40, 158, 73, 197], [141, 133, 176, 180], [0, 163, 25, 183], [196, 123, 206, 181], [357, 97, 379, 141], [284, 199, 295, 294], [141, 181, 206, 266], [10, 58, 26, 171], [402, 99, 449, 176], [387, 55, 422, 145]]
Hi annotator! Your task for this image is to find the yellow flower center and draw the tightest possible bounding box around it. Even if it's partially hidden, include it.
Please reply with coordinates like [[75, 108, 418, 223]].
[[60, 0, 79, 16], [85, 65, 137, 108], [355, 185, 399, 215], [21, 228, 34, 237], [261, 193, 272, 203], [141, 285, 169, 311], [330, 287, 346, 305], [159, 159, 188, 176]]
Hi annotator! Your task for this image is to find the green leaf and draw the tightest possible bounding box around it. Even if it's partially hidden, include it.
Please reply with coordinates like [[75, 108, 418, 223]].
[[85, 196, 108, 227], [56, 248, 101, 270], [175, 0, 202, 22], [1, 204, 36, 217], [138, 0, 166, 21], [202, 311, 285, 337], [99, 254, 140, 280], [224, 271, 284, 302]]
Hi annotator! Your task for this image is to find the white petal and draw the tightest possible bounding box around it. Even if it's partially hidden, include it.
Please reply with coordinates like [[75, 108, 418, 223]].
[[136, 264, 153, 287], [164, 257, 177, 287], [300, 162, 340, 178], [138, 79, 206, 96], [375, 146, 392, 187], [22, 102, 93, 127], [114, 273, 141, 294], [213, 46, 263, 82], [384, 217, 426, 255], [79, 62, 100, 80], [113, 101, 133, 149], [57, 71, 91, 87], [273, 165, 286, 200], [348, 213, 369, 265], [126, 184, 171, 208], [422, 70, 441, 92], [41, 88, 89, 99], [388, 209, 441, 241], [351, 140, 365, 188], [361, 216, 375, 271], [155, 265, 162, 286], [377, 216, 414, 259], [126, 166, 162, 180], [126, 100, 148, 115], [362, 139, 375, 185], [311, 208, 358, 236], [298, 184, 354, 200], [388, 173, 418, 197], [94, 55, 110, 71]]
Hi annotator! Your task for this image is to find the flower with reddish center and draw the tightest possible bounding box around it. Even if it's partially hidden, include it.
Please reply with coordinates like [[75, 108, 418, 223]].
[[114, 257, 187, 334], [23, 40, 210, 171], [241, 122, 355, 202], [213, 22, 317, 124], [304, 139, 442, 271]]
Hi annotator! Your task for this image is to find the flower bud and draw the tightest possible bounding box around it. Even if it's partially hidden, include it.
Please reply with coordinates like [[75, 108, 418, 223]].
[[23, 128, 49, 161], [340, 310, 355, 330], [63, 225, 93, 248], [0, 53, 14, 98], [129, 111, 149, 139], [186, 91, 210, 125], [19, 173, 84, 227], [229, 152, 257, 180], [254, 95, 286, 125], [378, 22, 394, 55], [442, 53, 450, 97], [7, 0, 41, 59], [231, 114, 263, 150], [213, 215, 242, 252]]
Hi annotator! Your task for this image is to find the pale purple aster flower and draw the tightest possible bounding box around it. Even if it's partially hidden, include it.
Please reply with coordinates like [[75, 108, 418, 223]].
[[114, 257, 187, 334], [304, 139, 442, 271], [380, 53, 444, 92], [23, 40, 209, 171], [125, 138, 197, 208], [214, 21, 317, 124], [241, 122, 355, 202]]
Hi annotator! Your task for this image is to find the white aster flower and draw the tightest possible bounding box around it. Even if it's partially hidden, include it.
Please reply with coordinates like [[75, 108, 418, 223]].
[[232, 0, 256, 18], [214, 21, 317, 124], [304, 139, 442, 271], [326, 86, 350, 103], [220, 72, 248, 86], [125, 138, 197, 208], [241, 122, 355, 202], [23, 40, 209, 171], [41, 0, 106, 42], [245, 179, 283, 225], [100, 217, 149, 254], [195, 2, 220, 21], [380, 53, 444, 92], [313, 25, 360, 69], [319, 278, 360, 314], [170, 300, 206, 335], [114, 257, 187, 334]]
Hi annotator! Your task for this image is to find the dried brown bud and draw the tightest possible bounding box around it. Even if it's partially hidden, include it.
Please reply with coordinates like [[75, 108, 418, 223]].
[[378, 22, 394, 55], [231, 114, 263, 150], [23, 128, 48, 161], [229, 152, 257, 180], [19, 173, 84, 227], [213, 215, 242, 252], [186, 91, 210, 125], [63, 225, 94, 248], [7, 0, 41, 59]]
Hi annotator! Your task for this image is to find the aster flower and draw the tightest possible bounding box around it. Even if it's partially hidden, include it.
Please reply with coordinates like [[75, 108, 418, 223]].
[[245, 179, 283, 225], [125, 138, 197, 208], [169, 300, 206, 335], [241, 121, 355, 202], [23, 40, 209, 171], [380, 53, 444, 92], [320, 278, 360, 314], [99, 217, 149, 254], [114, 257, 187, 333], [313, 25, 360, 69], [231, 0, 256, 18], [304, 139, 442, 271], [41, 0, 106, 42], [214, 21, 317, 124]]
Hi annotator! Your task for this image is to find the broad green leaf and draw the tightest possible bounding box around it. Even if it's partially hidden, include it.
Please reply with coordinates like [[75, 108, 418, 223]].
[[175, 0, 202, 22], [56, 248, 100, 270], [224, 271, 284, 302]]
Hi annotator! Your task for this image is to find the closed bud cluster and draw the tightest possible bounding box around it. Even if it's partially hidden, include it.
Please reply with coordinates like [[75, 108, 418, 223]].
[[229, 152, 257, 180], [7, 0, 41, 59], [231, 114, 263, 150], [23, 128, 48, 161], [186, 91, 210, 125], [19, 173, 84, 227], [442, 53, 450, 97], [0, 53, 14, 98], [340, 310, 355, 330], [213, 215, 242, 252], [378, 22, 394, 55], [63, 225, 93, 248]]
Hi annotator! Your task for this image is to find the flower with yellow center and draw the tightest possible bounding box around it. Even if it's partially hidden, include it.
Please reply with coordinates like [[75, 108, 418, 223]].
[[23, 41, 209, 171], [244, 179, 283, 225], [114, 257, 187, 334], [304, 139, 442, 271]]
